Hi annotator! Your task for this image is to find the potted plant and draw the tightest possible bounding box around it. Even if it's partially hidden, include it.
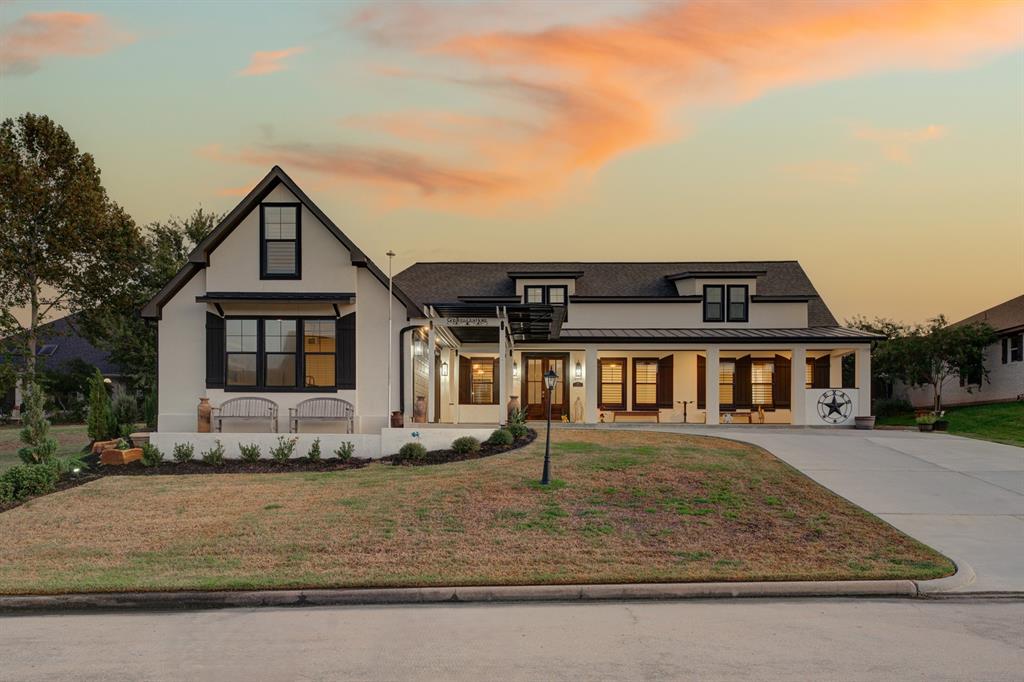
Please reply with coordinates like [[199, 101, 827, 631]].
[[99, 437, 143, 465], [915, 413, 938, 433], [933, 411, 949, 431], [854, 415, 876, 430]]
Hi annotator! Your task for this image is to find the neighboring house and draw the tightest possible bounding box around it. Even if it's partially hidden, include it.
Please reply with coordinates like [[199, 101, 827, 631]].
[[0, 313, 123, 418], [901, 294, 1024, 408], [142, 167, 876, 453]]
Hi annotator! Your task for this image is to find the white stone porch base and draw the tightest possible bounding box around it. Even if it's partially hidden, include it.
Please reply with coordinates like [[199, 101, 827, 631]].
[[150, 427, 499, 460]]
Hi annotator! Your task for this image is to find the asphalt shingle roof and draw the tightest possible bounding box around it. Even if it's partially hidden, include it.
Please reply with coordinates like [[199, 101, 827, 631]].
[[953, 294, 1024, 334], [395, 261, 839, 327], [0, 313, 121, 375]]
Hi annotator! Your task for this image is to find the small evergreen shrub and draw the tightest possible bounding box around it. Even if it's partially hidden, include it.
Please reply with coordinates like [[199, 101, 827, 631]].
[[201, 440, 225, 465], [239, 443, 262, 463], [335, 441, 354, 462], [508, 423, 528, 440], [271, 436, 298, 462], [487, 429, 514, 447], [0, 462, 60, 503], [451, 436, 481, 454], [111, 386, 139, 434], [172, 442, 195, 463], [398, 442, 427, 462], [307, 438, 322, 462], [17, 380, 58, 464], [140, 443, 163, 467], [86, 369, 113, 441]]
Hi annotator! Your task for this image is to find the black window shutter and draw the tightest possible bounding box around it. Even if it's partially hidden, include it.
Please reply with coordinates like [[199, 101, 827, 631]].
[[813, 356, 830, 388], [337, 313, 356, 389], [1002, 338, 1008, 364], [491, 358, 501, 404], [459, 355, 471, 404], [773, 354, 791, 408], [696, 355, 706, 409], [205, 312, 225, 388], [734, 355, 752, 409], [656, 354, 674, 408]]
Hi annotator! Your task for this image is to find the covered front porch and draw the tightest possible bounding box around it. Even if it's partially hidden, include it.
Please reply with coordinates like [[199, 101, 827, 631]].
[[405, 311, 875, 427]]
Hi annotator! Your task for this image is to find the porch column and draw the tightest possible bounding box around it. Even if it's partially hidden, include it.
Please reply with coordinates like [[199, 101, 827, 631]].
[[705, 346, 720, 426], [403, 332, 414, 424], [791, 346, 807, 425], [426, 324, 436, 423], [585, 346, 598, 424], [856, 345, 871, 416], [829, 352, 843, 388], [452, 351, 460, 424], [498, 321, 508, 426]]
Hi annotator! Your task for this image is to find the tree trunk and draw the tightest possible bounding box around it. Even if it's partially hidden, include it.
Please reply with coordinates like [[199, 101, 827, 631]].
[[27, 280, 39, 379]]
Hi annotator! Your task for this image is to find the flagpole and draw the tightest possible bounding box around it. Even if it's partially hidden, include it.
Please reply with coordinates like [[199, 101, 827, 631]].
[[386, 250, 396, 421]]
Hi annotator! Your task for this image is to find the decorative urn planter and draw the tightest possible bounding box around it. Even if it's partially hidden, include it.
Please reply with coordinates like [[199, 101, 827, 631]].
[[854, 416, 876, 430], [507, 395, 521, 422], [197, 397, 212, 433], [413, 396, 427, 423], [390, 410, 405, 428]]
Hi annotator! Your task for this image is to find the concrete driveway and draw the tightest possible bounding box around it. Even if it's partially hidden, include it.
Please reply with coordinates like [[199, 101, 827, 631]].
[[604, 425, 1024, 592]]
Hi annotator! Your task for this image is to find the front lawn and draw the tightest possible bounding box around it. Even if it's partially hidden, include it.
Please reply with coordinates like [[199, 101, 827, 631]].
[[877, 402, 1024, 447], [0, 423, 90, 472], [0, 429, 952, 594]]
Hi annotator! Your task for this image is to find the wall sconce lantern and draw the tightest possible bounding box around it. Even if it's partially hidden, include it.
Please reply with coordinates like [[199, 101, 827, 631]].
[[413, 339, 424, 356], [512, 361, 519, 378], [574, 361, 583, 381], [440, 361, 449, 377]]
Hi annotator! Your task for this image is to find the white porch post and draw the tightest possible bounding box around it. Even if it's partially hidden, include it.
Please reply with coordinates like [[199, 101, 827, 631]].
[[403, 332, 414, 424], [426, 324, 436, 423], [705, 346, 720, 426], [856, 345, 872, 416], [498, 321, 508, 426], [829, 352, 843, 388], [585, 346, 598, 424], [791, 346, 807, 425], [452, 351, 460, 424]]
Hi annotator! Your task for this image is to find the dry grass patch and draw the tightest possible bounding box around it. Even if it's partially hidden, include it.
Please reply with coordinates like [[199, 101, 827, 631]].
[[0, 429, 952, 594]]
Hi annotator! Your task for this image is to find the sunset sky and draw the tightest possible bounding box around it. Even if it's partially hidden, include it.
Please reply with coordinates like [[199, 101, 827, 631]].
[[2, 0, 1022, 324]]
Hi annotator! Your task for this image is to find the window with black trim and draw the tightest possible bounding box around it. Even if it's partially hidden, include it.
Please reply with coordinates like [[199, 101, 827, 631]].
[[1011, 334, 1023, 363], [751, 359, 773, 405], [522, 285, 568, 305], [727, 285, 748, 322], [633, 358, 658, 410], [224, 318, 337, 391], [226, 319, 258, 387], [599, 358, 626, 410], [703, 285, 724, 322], [261, 204, 300, 278], [303, 320, 336, 387], [524, 286, 545, 304], [264, 319, 297, 387]]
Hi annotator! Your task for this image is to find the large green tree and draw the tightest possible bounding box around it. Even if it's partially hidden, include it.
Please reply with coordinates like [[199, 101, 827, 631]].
[[0, 113, 141, 378]]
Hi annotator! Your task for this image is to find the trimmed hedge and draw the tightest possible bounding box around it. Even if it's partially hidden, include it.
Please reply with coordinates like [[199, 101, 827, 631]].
[[0, 462, 60, 504], [487, 429, 514, 446], [451, 436, 481, 454]]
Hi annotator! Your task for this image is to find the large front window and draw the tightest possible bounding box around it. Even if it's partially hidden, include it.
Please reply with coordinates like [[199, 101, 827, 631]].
[[261, 204, 300, 278], [224, 318, 335, 390], [719, 360, 735, 407], [633, 359, 658, 409], [599, 358, 626, 410], [751, 359, 773, 405]]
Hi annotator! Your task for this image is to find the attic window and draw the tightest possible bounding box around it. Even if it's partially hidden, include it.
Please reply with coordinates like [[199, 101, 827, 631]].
[[261, 204, 301, 279], [36, 344, 58, 357]]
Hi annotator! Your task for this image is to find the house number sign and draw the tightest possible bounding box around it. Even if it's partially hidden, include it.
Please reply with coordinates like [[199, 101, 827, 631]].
[[444, 317, 494, 326]]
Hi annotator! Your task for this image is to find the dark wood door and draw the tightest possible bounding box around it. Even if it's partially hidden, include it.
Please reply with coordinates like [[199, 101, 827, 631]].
[[524, 354, 569, 420]]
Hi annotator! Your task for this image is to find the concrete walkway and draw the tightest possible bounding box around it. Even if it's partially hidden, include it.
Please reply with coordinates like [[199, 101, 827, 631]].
[[601, 425, 1024, 592]]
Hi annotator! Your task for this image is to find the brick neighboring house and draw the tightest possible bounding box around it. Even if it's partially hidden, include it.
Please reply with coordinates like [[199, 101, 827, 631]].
[[900, 294, 1024, 408]]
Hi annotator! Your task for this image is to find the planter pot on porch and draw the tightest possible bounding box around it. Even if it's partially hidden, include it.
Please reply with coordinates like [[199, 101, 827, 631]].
[[917, 423, 934, 433], [933, 420, 949, 432], [390, 411, 404, 428], [854, 416, 876, 430]]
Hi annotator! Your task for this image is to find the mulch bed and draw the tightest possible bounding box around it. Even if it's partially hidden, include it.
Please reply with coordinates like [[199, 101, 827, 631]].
[[382, 429, 537, 466], [80, 454, 373, 476]]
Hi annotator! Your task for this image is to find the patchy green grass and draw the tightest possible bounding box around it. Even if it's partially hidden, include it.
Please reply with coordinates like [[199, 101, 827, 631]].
[[877, 402, 1024, 447], [0, 423, 90, 472], [0, 429, 952, 594]]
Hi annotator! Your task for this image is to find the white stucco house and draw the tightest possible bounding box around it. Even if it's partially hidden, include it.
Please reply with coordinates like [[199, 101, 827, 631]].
[[142, 167, 877, 457], [901, 294, 1024, 408]]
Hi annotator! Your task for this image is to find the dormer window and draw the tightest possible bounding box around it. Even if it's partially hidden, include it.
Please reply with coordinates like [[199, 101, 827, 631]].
[[703, 284, 748, 322], [260, 203, 301, 279], [524, 285, 567, 306]]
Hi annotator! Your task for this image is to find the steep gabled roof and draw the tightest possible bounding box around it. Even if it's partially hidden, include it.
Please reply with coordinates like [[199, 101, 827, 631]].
[[141, 166, 421, 319], [953, 293, 1024, 334], [395, 261, 839, 326]]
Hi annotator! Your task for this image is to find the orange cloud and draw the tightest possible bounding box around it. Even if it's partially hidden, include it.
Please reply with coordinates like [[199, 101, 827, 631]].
[[238, 46, 307, 76], [853, 124, 949, 162], [0, 11, 134, 75], [211, 1, 1024, 208]]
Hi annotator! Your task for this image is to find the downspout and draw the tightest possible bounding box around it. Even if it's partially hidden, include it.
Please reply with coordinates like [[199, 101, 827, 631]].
[[397, 324, 420, 414]]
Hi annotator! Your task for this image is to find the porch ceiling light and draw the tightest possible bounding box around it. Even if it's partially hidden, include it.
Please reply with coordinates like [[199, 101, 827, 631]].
[[440, 361, 449, 377], [574, 361, 582, 381]]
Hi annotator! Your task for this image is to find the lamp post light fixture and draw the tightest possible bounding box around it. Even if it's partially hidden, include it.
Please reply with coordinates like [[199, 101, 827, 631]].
[[541, 368, 558, 485]]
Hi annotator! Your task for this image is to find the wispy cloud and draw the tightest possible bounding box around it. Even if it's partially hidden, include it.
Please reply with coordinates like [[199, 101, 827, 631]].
[[210, 1, 1024, 209], [853, 124, 949, 162], [0, 11, 134, 75], [238, 46, 307, 76]]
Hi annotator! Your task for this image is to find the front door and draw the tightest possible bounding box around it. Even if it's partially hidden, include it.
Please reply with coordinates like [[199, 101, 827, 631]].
[[523, 353, 569, 421]]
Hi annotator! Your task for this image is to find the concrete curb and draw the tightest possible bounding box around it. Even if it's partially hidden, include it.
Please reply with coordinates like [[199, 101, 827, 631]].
[[0, 579, 921, 613], [915, 556, 977, 595]]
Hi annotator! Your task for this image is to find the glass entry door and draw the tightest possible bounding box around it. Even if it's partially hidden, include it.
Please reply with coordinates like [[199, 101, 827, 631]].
[[524, 354, 568, 420]]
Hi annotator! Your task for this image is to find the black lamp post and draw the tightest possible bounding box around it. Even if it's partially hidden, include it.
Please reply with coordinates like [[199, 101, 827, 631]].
[[541, 368, 558, 485]]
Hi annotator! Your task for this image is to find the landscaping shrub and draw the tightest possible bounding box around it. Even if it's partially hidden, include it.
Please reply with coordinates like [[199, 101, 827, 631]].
[[335, 441, 354, 462], [17, 380, 58, 464], [874, 397, 914, 417], [398, 442, 427, 462], [111, 386, 139, 435], [201, 440, 225, 466], [172, 442, 195, 463], [140, 443, 163, 467], [508, 407, 527, 425], [508, 423, 528, 440], [142, 387, 158, 429], [239, 443, 262, 463], [307, 438, 322, 462], [0, 462, 60, 504], [451, 436, 481, 454], [271, 436, 298, 462], [487, 428, 514, 446], [86, 369, 114, 441]]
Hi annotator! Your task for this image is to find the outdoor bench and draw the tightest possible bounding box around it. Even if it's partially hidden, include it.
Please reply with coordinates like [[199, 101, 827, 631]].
[[289, 397, 355, 433], [212, 397, 279, 433]]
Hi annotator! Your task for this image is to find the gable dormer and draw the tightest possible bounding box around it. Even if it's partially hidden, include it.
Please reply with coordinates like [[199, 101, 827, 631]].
[[666, 270, 765, 323], [508, 271, 583, 306]]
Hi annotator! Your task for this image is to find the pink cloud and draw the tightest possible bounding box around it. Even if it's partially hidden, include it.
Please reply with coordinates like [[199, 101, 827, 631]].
[[0, 11, 134, 75], [853, 124, 949, 162], [210, 1, 1024, 209], [238, 46, 307, 76]]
